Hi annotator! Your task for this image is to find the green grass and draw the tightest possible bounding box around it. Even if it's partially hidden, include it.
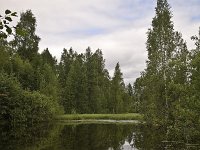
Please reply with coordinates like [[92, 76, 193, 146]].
[[56, 113, 143, 121]]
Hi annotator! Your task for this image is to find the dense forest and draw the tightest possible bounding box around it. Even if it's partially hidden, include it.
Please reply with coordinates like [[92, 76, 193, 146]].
[[0, 0, 200, 141], [0, 10, 135, 123]]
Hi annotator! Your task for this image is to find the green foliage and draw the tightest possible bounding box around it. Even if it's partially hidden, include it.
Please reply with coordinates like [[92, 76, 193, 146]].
[[0, 10, 63, 123], [0, 72, 63, 123], [0, 9, 135, 124], [11, 10, 40, 61], [63, 54, 88, 113], [134, 0, 190, 125], [22, 91, 63, 122], [39, 63, 59, 99], [133, 0, 200, 142], [110, 63, 126, 113], [0, 43, 11, 72], [41, 48, 57, 72], [58, 48, 76, 88], [11, 55, 36, 90], [0, 72, 22, 122], [85, 48, 110, 113], [0, 10, 17, 38], [59, 47, 132, 114]]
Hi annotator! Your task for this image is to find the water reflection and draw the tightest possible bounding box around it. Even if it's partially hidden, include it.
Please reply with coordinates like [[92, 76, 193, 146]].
[[58, 123, 139, 150], [0, 123, 63, 150], [0, 122, 199, 150]]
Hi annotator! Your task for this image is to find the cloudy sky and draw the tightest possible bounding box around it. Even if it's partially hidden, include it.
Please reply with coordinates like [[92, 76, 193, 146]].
[[1, 0, 200, 84]]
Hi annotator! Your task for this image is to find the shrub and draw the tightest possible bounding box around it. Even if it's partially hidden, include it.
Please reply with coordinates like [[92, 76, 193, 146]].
[[0, 72, 63, 123]]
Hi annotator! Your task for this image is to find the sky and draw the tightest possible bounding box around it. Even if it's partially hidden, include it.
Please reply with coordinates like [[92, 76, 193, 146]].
[[1, 0, 200, 84]]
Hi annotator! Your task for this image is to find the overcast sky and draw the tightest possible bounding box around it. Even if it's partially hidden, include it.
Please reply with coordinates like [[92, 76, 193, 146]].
[[1, 0, 200, 84]]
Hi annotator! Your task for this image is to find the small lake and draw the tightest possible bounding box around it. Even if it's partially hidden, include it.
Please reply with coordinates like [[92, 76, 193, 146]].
[[0, 121, 199, 150]]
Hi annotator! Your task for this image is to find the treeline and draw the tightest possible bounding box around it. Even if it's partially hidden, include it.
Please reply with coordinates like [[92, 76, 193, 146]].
[[133, 0, 200, 140], [0, 10, 134, 123], [58, 48, 134, 114]]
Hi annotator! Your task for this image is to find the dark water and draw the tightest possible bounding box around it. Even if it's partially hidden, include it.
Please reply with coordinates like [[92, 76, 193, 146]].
[[0, 122, 199, 150]]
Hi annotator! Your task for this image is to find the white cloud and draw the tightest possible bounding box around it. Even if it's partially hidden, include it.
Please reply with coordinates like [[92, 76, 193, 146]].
[[169, 0, 200, 49]]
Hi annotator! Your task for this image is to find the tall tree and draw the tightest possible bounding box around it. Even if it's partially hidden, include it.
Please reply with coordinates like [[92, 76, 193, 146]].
[[186, 28, 200, 129], [145, 0, 174, 124], [39, 63, 59, 100], [85, 48, 109, 113], [137, 0, 189, 125], [11, 10, 40, 61], [63, 54, 88, 113], [58, 48, 76, 88], [11, 55, 35, 90], [41, 48, 57, 72], [125, 83, 134, 112], [110, 63, 125, 113]]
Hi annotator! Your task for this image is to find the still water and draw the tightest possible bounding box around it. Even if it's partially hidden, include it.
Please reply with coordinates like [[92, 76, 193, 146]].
[[0, 121, 199, 150]]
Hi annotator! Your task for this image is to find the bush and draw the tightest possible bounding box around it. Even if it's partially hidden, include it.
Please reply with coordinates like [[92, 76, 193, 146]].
[[0, 72, 63, 123], [0, 72, 23, 122], [23, 91, 63, 122]]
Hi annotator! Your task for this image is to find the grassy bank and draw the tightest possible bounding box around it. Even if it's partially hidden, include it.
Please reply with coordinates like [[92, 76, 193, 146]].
[[56, 113, 143, 121]]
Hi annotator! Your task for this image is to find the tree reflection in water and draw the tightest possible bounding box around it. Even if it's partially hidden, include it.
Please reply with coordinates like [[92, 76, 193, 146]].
[[0, 122, 199, 150]]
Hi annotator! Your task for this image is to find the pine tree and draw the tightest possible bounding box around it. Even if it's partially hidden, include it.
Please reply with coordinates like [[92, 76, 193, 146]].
[[110, 63, 125, 113], [58, 48, 76, 88], [63, 54, 88, 113], [125, 83, 134, 112], [41, 48, 57, 72], [85, 48, 109, 113], [39, 63, 59, 100]]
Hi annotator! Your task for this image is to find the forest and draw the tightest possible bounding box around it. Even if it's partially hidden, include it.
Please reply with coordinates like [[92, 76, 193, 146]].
[[0, 0, 199, 141], [0, 10, 135, 123]]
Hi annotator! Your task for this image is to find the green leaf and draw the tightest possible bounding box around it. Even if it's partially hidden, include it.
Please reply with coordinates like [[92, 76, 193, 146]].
[[5, 25, 12, 34], [5, 10, 11, 14], [0, 25, 3, 29], [6, 28, 12, 34], [16, 28, 26, 36], [11, 12, 17, 16], [5, 17, 12, 22], [2, 33, 7, 38]]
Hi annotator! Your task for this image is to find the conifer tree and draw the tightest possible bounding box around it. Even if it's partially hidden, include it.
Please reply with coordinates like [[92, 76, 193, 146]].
[[110, 63, 125, 113], [41, 48, 57, 72], [85, 48, 109, 113], [63, 54, 88, 113], [58, 48, 76, 88]]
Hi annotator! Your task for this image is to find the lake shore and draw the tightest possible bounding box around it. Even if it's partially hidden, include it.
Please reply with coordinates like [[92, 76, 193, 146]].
[[55, 113, 143, 122]]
